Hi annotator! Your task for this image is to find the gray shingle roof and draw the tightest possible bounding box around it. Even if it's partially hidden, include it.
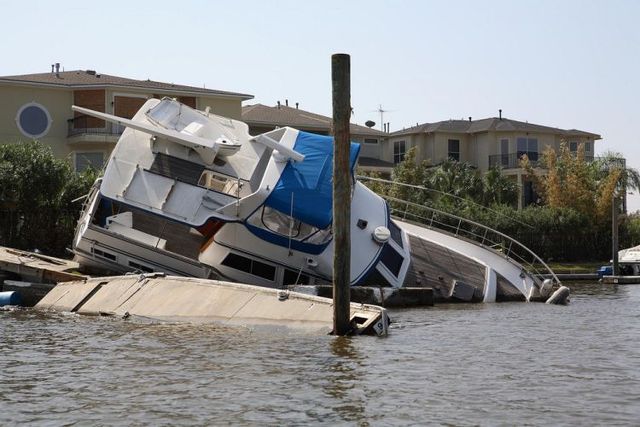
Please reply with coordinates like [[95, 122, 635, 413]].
[[392, 117, 601, 139], [0, 70, 253, 99], [358, 157, 395, 168], [242, 103, 386, 137]]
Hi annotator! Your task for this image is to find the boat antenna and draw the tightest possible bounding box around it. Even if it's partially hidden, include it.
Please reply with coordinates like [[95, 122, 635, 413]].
[[288, 193, 294, 256]]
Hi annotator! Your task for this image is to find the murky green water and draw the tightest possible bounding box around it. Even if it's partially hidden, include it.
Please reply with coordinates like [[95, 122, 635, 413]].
[[1, 282, 639, 426]]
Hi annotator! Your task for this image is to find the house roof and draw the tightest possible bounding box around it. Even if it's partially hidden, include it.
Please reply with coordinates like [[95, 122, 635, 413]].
[[358, 157, 395, 168], [392, 117, 601, 139], [242, 103, 386, 137], [0, 70, 253, 100]]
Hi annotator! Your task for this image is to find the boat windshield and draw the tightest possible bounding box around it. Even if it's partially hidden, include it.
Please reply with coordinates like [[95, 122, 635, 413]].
[[246, 206, 332, 245]]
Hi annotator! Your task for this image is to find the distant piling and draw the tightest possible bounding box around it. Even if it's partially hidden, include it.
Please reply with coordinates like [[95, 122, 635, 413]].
[[331, 53, 351, 335], [612, 195, 619, 275]]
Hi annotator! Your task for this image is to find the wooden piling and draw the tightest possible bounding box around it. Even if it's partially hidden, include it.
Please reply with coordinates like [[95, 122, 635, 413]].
[[331, 53, 352, 335], [612, 195, 619, 276]]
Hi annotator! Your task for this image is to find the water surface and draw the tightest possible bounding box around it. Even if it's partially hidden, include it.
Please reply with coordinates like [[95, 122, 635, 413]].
[[1, 282, 639, 426]]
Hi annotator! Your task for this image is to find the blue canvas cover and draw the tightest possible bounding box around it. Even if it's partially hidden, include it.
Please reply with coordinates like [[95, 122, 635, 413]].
[[264, 131, 360, 229]]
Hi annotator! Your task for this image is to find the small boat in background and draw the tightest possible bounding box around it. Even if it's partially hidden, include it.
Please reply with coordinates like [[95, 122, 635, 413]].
[[616, 244, 640, 276]]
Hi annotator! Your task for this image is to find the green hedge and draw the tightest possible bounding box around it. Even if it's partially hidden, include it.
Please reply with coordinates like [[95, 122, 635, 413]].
[[0, 141, 96, 257]]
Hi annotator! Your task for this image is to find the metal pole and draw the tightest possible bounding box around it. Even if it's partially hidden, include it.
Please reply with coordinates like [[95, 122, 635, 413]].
[[331, 53, 351, 336], [612, 194, 619, 275]]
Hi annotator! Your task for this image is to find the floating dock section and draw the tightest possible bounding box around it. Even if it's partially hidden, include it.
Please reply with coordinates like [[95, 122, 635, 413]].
[[36, 274, 389, 336], [0, 246, 84, 283], [601, 275, 640, 285], [0, 246, 87, 306]]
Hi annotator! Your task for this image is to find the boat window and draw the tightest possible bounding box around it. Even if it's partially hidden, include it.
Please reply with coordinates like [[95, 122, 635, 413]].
[[221, 252, 276, 281], [128, 261, 153, 273], [92, 248, 116, 261], [247, 206, 333, 245], [380, 243, 403, 277], [260, 206, 301, 237], [283, 268, 310, 286], [361, 267, 393, 287], [301, 226, 332, 245], [388, 220, 403, 249]]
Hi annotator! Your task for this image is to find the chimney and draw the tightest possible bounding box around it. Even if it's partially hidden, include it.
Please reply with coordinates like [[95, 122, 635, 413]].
[[277, 101, 281, 109], [285, 99, 288, 107], [295, 102, 299, 109], [51, 64, 54, 73], [499, 109, 502, 120], [387, 122, 390, 133], [469, 116, 472, 122], [55, 62, 60, 77]]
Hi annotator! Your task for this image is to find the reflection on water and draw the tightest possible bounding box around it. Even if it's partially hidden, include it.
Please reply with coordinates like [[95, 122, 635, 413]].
[[326, 337, 365, 423], [1, 282, 639, 425]]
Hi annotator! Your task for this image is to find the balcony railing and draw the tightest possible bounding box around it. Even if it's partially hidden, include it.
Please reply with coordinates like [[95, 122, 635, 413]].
[[489, 152, 538, 168], [489, 152, 597, 169], [67, 115, 124, 137]]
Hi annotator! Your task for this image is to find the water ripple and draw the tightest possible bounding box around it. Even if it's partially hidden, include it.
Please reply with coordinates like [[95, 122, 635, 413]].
[[1, 282, 639, 425]]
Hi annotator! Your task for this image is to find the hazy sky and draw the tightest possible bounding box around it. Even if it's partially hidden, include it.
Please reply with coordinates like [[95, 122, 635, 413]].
[[2, 0, 639, 208]]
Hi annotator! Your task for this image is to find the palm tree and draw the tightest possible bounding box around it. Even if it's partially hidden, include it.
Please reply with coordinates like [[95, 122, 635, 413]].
[[592, 151, 640, 212]]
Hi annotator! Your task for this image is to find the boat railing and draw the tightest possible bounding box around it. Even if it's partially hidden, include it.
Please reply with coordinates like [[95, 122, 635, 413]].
[[358, 177, 560, 284]]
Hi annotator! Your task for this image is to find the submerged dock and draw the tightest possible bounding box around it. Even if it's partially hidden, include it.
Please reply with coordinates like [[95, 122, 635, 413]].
[[0, 246, 85, 284], [36, 275, 389, 336]]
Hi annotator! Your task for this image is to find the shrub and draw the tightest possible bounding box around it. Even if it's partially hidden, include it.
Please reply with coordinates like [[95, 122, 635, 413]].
[[0, 141, 96, 257]]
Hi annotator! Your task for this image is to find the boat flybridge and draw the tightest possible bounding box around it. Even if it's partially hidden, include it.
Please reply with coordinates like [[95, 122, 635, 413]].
[[73, 97, 558, 303]]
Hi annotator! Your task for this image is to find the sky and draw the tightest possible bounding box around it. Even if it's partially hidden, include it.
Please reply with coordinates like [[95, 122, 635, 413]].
[[2, 0, 640, 209]]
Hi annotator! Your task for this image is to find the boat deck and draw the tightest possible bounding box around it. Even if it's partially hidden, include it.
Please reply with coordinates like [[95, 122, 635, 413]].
[[404, 234, 486, 301], [131, 210, 203, 260]]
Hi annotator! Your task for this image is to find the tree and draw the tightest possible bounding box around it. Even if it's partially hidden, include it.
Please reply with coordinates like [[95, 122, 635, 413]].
[[0, 141, 96, 256], [521, 142, 627, 222]]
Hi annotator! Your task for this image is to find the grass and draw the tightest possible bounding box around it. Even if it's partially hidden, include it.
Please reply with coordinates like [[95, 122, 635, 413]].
[[539, 261, 607, 274]]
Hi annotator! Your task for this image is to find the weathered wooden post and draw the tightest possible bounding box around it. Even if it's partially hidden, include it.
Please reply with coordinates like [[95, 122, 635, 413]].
[[612, 194, 619, 275], [331, 53, 351, 335]]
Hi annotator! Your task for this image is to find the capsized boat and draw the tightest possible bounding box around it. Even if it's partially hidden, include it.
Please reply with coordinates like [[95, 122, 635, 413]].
[[72, 98, 558, 302]]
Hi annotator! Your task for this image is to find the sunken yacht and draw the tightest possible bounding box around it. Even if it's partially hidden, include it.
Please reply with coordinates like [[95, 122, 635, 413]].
[[72, 98, 558, 302]]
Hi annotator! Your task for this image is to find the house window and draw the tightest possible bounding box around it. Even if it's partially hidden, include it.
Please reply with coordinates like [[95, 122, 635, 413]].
[[500, 138, 509, 167], [585, 142, 591, 152], [15, 102, 52, 139], [517, 137, 538, 161], [570, 141, 578, 152], [75, 152, 104, 172], [393, 140, 406, 164], [363, 138, 378, 144], [448, 139, 460, 161]]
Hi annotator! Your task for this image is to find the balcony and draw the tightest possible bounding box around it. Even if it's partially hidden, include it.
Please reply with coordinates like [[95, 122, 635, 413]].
[[489, 152, 597, 169], [489, 153, 539, 169], [67, 115, 124, 138]]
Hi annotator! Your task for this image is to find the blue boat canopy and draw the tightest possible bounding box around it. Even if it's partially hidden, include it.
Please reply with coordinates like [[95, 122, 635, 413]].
[[264, 131, 360, 229]]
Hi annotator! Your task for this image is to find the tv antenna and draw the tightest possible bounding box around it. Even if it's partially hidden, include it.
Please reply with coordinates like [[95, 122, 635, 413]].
[[370, 104, 395, 131]]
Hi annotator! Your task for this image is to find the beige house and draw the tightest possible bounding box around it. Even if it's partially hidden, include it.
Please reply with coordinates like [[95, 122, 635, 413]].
[[0, 65, 252, 171], [385, 113, 602, 208], [241, 101, 393, 173]]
